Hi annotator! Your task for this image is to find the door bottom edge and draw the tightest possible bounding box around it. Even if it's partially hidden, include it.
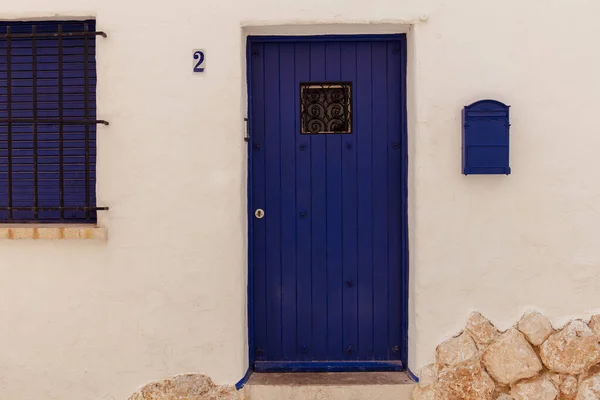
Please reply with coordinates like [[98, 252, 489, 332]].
[[254, 360, 404, 373]]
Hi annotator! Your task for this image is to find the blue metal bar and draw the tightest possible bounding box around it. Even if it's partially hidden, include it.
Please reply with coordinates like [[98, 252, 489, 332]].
[[254, 360, 404, 373], [235, 368, 253, 390], [247, 34, 405, 43], [407, 368, 419, 383]]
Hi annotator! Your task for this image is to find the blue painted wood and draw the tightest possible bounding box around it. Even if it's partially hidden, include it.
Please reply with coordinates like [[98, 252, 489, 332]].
[[245, 39, 256, 368], [370, 41, 390, 360], [0, 20, 97, 222], [248, 34, 404, 43], [250, 42, 268, 361], [325, 42, 344, 360], [294, 42, 313, 361], [387, 41, 403, 360], [309, 42, 329, 360], [355, 42, 375, 361], [399, 36, 410, 363], [341, 42, 358, 361], [249, 35, 407, 370], [264, 43, 283, 361], [279, 43, 298, 361], [462, 99, 511, 175], [255, 360, 404, 373]]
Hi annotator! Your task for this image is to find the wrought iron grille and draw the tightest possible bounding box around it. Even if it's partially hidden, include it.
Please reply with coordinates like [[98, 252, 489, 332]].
[[300, 82, 352, 134], [0, 20, 108, 223]]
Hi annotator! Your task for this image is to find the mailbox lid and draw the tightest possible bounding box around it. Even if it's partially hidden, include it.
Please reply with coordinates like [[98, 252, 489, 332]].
[[464, 99, 510, 115]]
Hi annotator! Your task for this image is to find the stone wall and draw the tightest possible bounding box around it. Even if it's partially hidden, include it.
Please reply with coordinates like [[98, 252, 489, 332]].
[[128, 374, 241, 400], [413, 313, 600, 400]]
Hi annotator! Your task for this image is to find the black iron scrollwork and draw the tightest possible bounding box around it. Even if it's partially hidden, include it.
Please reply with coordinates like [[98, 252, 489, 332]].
[[301, 82, 352, 134]]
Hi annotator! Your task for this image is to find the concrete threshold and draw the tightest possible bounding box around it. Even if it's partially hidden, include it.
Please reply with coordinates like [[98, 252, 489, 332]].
[[243, 372, 415, 400]]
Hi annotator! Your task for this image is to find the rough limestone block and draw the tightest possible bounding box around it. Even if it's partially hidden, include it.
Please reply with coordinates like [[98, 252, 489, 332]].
[[482, 329, 542, 385], [540, 320, 600, 375], [465, 312, 500, 347], [511, 376, 558, 400], [128, 374, 239, 400], [418, 364, 438, 388], [589, 315, 600, 340], [436, 332, 478, 367], [517, 312, 554, 346], [545, 372, 563, 387], [436, 359, 495, 400], [576, 372, 600, 400], [411, 385, 437, 400], [418, 313, 600, 400], [559, 375, 578, 400], [497, 394, 514, 400]]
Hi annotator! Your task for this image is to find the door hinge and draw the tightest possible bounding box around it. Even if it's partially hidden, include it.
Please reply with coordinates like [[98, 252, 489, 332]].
[[244, 117, 249, 142]]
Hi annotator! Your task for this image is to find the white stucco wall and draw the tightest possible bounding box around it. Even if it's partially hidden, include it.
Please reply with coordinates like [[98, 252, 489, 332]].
[[3, 0, 600, 399]]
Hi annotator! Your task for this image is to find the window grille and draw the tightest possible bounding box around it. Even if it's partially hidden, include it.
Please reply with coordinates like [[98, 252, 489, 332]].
[[0, 20, 108, 223], [300, 82, 352, 134]]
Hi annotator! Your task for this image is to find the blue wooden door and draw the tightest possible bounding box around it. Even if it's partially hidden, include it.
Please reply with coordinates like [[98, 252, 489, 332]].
[[249, 35, 407, 372]]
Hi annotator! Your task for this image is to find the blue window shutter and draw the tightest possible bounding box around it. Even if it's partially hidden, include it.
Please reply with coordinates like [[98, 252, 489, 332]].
[[0, 20, 97, 222]]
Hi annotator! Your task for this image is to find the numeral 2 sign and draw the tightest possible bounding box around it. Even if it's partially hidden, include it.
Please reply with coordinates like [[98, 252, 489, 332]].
[[193, 50, 205, 73]]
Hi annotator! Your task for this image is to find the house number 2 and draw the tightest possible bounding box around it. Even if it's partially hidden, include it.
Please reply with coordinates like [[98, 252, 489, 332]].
[[193, 50, 205, 73]]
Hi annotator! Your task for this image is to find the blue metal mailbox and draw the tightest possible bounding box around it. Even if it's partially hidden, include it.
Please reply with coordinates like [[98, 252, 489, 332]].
[[462, 99, 511, 175]]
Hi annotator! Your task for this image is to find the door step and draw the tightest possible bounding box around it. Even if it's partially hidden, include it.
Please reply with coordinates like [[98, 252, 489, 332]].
[[242, 372, 415, 400]]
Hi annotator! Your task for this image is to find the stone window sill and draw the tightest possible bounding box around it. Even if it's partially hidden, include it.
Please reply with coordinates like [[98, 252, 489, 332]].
[[0, 225, 107, 240]]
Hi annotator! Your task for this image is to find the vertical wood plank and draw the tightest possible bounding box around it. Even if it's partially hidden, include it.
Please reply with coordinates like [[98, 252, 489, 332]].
[[279, 42, 298, 360], [355, 42, 375, 360], [251, 42, 268, 360], [387, 41, 403, 359], [325, 42, 343, 360], [294, 43, 313, 361], [341, 42, 359, 361], [264, 43, 283, 361], [371, 41, 390, 359], [309, 42, 328, 360]]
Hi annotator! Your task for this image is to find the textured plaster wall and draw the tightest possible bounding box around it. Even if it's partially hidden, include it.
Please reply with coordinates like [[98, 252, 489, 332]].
[[1, 0, 600, 399]]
